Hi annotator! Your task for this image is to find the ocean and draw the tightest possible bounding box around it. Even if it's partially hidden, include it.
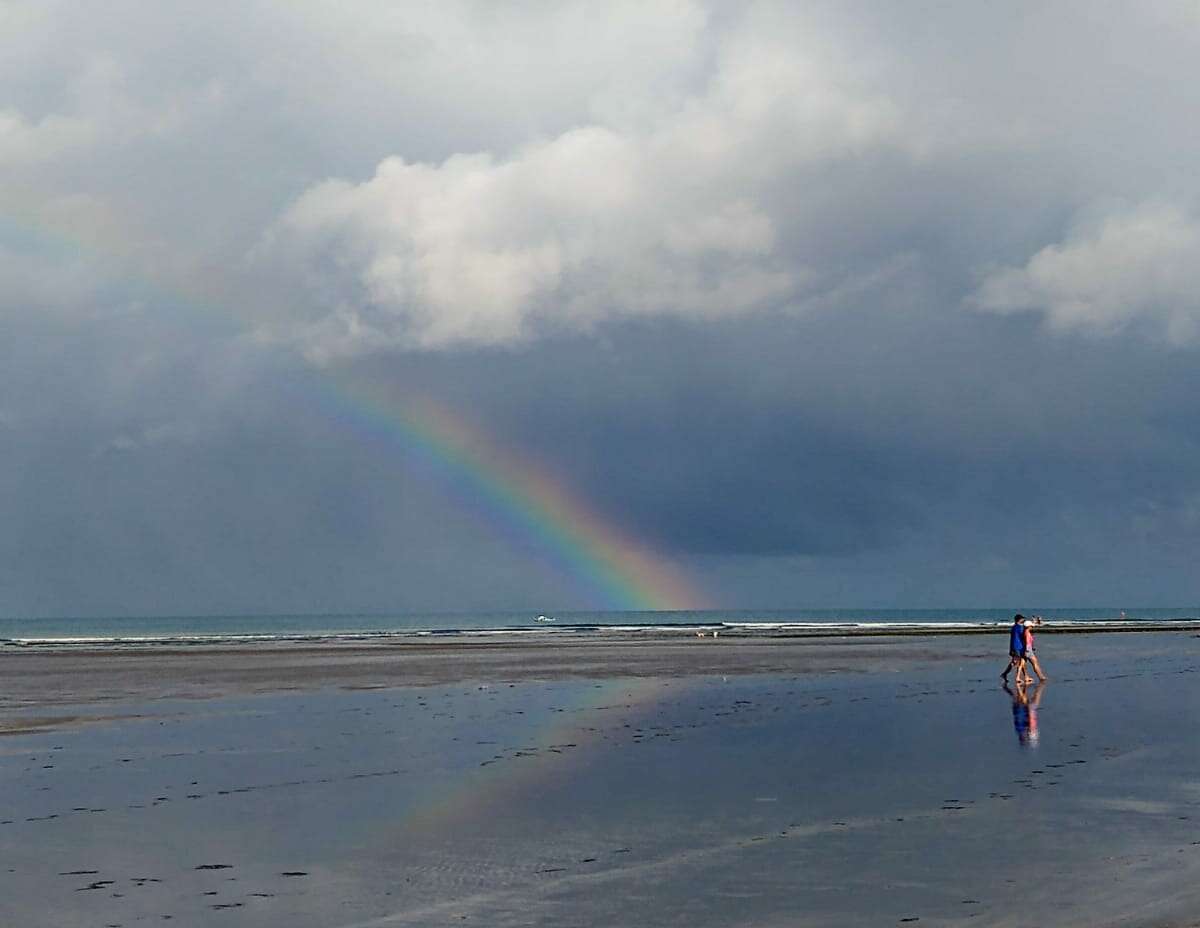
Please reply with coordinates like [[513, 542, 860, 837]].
[[2, 606, 1197, 648]]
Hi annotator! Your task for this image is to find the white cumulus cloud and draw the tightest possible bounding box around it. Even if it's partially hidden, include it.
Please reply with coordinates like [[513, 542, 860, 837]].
[[261, 10, 905, 357], [973, 202, 1200, 344]]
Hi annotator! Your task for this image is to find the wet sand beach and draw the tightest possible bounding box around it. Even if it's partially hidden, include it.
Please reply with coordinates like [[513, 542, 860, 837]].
[[3, 631, 1200, 926], [1, 634, 1000, 721]]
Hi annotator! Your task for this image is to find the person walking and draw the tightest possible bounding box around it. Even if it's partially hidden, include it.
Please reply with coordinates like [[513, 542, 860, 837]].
[[1022, 615, 1048, 682], [1001, 614, 1027, 683]]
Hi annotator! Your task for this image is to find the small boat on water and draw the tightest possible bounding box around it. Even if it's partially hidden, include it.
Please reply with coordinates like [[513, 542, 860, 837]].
[[534, 614, 556, 623]]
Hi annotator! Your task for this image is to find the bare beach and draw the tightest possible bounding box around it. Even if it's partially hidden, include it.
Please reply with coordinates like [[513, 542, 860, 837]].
[[4, 629, 1200, 927]]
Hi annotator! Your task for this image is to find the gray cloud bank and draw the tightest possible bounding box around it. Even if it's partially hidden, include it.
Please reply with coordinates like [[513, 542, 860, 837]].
[[3, 1, 1200, 614]]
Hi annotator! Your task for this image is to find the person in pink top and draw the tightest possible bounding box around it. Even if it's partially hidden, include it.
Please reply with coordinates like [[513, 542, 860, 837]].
[[1021, 616, 1048, 683]]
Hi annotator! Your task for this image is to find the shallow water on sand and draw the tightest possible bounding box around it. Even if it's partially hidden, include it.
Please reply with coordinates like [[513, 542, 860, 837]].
[[3, 633, 1200, 926]]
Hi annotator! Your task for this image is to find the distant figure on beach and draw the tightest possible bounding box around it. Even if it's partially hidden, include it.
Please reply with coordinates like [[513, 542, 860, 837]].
[[1001, 614, 1027, 683], [1004, 680, 1043, 746], [1021, 616, 1047, 682]]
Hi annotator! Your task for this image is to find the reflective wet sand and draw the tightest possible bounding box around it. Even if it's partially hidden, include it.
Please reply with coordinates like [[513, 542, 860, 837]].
[[3, 632, 1199, 926]]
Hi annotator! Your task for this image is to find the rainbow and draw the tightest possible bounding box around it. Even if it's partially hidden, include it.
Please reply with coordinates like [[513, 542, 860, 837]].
[[310, 380, 706, 612], [3, 210, 707, 612]]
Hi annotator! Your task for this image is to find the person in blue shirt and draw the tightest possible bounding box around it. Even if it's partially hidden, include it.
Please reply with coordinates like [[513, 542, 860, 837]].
[[1001, 614, 1028, 683]]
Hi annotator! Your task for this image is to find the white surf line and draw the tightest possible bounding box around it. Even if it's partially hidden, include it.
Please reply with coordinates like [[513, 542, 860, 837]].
[[5, 619, 1199, 650], [720, 619, 1200, 636]]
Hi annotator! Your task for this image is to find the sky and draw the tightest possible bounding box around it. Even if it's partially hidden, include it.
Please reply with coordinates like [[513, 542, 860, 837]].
[[3, 1, 1200, 617]]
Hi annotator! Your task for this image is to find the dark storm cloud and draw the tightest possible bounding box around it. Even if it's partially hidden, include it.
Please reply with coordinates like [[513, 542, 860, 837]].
[[4, 1, 1200, 613], [342, 300, 1200, 564]]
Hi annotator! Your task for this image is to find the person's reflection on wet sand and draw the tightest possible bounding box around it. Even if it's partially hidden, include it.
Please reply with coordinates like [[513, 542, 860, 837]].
[[1004, 681, 1044, 747]]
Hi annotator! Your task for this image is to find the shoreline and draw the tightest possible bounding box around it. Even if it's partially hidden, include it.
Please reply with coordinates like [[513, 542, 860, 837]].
[[4, 617, 1198, 651]]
